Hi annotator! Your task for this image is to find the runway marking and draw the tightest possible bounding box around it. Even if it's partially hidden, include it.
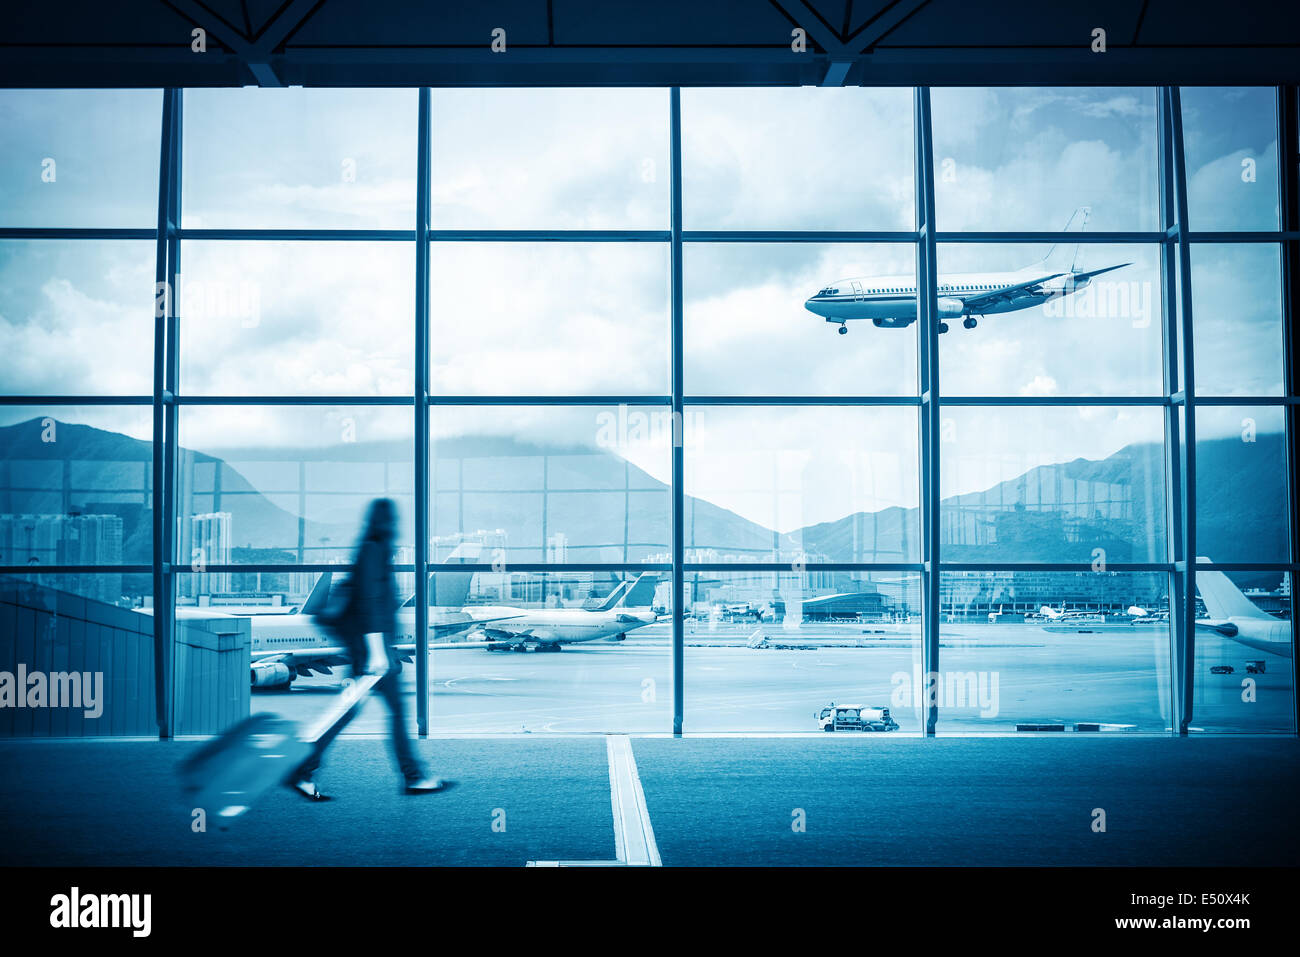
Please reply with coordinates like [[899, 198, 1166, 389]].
[[607, 735, 661, 866]]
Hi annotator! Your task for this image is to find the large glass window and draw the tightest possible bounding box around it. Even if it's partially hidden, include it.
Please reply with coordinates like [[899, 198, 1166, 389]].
[[1, 86, 1293, 738]]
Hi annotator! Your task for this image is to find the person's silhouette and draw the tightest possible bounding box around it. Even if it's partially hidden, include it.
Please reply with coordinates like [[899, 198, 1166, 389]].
[[287, 498, 446, 800]]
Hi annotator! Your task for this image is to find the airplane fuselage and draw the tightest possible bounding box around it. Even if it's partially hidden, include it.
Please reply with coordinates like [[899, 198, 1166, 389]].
[[804, 269, 1096, 325]]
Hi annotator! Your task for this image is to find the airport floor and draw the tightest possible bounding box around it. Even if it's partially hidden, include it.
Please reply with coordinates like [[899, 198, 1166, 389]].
[[1, 735, 1297, 866]]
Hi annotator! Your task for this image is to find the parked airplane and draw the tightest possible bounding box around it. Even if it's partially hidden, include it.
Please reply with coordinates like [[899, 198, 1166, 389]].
[[151, 544, 515, 688], [463, 573, 663, 652], [1195, 561, 1293, 659], [804, 207, 1129, 334]]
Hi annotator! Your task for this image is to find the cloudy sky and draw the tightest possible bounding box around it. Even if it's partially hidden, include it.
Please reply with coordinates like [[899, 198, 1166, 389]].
[[0, 85, 1285, 533]]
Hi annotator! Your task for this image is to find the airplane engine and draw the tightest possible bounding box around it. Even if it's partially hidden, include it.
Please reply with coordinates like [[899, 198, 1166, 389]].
[[936, 297, 966, 319], [872, 317, 914, 328], [250, 662, 293, 688]]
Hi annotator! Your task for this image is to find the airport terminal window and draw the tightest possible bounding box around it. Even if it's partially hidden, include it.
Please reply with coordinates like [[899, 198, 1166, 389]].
[[0, 240, 157, 395], [0, 85, 1294, 737], [181, 88, 418, 230]]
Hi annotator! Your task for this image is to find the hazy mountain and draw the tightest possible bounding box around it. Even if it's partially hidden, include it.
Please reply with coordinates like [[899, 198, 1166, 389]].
[[0, 418, 1287, 581]]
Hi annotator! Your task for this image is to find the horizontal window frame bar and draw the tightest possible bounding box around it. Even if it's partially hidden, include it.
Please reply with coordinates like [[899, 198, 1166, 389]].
[[682, 231, 918, 243], [7, 563, 1294, 577], [934, 231, 1167, 244], [0, 228, 157, 241], [429, 229, 670, 242], [428, 395, 671, 406], [179, 229, 415, 242], [938, 562, 1175, 573], [683, 395, 921, 405], [684, 563, 923, 573], [0, 395, 153, 405], [173, 395, 415, 406], [938, 395, 1168, 406], [8, 395, 1293, 408]]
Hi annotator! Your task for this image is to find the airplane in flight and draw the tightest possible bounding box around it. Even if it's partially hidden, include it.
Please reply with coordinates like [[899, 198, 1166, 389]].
[[461, 572, 663, 652], [804, 206, 1130, 334], [1194, 561, 1293, 659]]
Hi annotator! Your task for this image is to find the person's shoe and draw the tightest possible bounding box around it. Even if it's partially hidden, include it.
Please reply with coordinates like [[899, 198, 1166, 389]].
[[288, 778, 330, 802], [404, 776, 452, 794]]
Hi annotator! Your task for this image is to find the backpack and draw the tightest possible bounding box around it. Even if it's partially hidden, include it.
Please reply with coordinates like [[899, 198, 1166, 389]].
[[313, 575, 365, 663]]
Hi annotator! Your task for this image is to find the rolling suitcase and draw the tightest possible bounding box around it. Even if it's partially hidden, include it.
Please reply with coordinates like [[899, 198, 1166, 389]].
[[180, 635, 388, 825]]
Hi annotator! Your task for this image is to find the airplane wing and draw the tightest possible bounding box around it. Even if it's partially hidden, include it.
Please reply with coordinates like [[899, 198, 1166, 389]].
[[958, 272, 1066, 312], [959, 263, 1131, 314]]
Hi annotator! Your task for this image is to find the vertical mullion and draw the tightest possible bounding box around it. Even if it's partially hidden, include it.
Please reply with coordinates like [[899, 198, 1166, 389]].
[[1168, 86, 1197, 735], [1157, 86, 1186, 738], [152, 89, 180, 739], [415, 88, 432, 736], [670, 88, 685, 737], [914, 87, 940, 736], [1278, 84, 1300, 730]]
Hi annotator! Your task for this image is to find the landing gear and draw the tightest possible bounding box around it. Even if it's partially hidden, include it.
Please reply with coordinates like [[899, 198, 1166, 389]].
[[963, 316, 978, 329], [937, 322, 949, 334], [837, 325, 848, 335]]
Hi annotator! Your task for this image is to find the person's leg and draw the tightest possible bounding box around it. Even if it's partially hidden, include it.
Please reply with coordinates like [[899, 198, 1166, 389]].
[[375, 665, 424, 783], [292, 692, 363, 782]]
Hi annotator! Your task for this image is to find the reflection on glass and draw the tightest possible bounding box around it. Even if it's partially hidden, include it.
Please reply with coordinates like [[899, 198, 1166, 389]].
[[940, 407, 1167, 563], [938, 571, 1172, 732], [177, 406, 413, 567], [431, 89, 669, 229], [0, 408, 152, 567], [1180, 87, 1280, 231], [240, 569, 672, 734], [684, 243, 918, 395], [0, 241, 156, 395], [936, 243, 1163, 396], [0, 90, 162, 228], [430, 406, 670, 564], [684, 406, 919, 563], [931, 87, 1159, 232], [429, 243, 669, 395], [1191, 243, 1284, 396], [178, 241, 414, 395], [1195, 406, 1290, 564], [1193, 571, 1293, 732], [683, 571, 922, 732], [181, 88, 417, 229], [682, 87, 914, 230]]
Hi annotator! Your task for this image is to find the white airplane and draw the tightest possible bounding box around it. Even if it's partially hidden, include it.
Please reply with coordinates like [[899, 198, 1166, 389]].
[[804, 207, 1130, 334], [1195, 561, 1293, 659], [462, 573, 663, 652], [152, 544, 518, 688], [1029, 603, 1103, 622]]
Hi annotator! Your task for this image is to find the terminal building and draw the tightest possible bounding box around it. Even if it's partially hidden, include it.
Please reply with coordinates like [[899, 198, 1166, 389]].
[[0, 0, 1296, 881]]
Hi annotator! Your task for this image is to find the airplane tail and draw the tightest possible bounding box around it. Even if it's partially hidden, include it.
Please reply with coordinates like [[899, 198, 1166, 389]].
[[431, 542, 482, 608], [616, 573, 661, 609], [1195, 558, 1273, 621], [299, 572, 333, 616], [1036, 205, 1091, 275], [593, 580, 633, 611]]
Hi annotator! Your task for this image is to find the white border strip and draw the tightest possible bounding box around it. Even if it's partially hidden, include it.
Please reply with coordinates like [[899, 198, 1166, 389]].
[[606, 735, 661, 867]]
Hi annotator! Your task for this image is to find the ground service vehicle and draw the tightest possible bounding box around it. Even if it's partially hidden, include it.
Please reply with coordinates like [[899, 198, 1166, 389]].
[[817, 703, 899, 732]]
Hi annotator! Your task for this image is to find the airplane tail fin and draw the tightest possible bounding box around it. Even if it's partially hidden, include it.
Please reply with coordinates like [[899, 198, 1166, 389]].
[[617, 573, 661, 609], [593, 580, 632, 612], [1036, 206, 1091, 275], [431, 542, 482, 608], [299, 572, 333, 616], [1196, 558, 1273, 620]]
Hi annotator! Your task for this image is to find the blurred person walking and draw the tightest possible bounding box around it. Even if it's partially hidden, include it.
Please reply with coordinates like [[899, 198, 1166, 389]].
[[287, 497, 448, 800]]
